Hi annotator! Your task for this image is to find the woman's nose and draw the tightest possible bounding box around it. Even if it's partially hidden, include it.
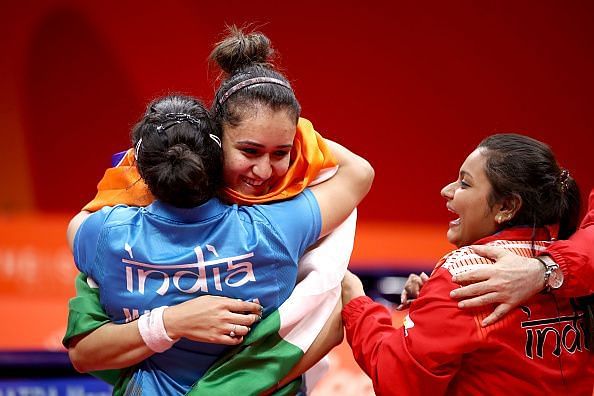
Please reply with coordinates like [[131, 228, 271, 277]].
[[441, 181, 455, 199], [252, 156, 272, 179]]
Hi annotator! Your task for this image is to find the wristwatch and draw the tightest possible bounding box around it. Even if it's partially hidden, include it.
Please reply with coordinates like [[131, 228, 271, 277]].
[[535, 255, 564, 292]]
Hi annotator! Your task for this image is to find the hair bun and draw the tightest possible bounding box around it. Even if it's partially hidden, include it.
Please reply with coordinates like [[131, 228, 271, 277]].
[[160, 143, 208, 198], [165, 143, 193, 165], [210, 25, 273, 74]]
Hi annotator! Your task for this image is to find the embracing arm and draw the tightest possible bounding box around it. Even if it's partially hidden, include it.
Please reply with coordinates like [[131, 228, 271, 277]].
[[450, 189, 594, 325], [68, 320, 151, 373], [310, 141, 373, 237], [68, 295, 262, 373], [546, 188, 594, 297], [67, 211, 91, 251]]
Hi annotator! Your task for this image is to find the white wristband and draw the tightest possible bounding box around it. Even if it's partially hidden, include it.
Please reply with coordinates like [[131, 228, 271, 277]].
[[138, 306, 178, 353]]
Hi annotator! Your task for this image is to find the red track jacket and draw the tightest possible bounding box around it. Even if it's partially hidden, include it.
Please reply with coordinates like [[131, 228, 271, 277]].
[[343, 222, 594, 395]]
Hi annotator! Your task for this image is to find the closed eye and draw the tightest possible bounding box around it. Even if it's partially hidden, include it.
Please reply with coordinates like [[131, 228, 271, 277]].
[[241, 148, 259, 156], [273, 150, 290, 158]]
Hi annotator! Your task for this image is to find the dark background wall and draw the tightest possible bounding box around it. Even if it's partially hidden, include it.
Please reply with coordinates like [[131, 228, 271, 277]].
[[2, 0, 593, 225]]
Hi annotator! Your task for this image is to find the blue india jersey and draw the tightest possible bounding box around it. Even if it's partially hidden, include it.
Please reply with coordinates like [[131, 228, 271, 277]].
[[73, 190, 321, 394]]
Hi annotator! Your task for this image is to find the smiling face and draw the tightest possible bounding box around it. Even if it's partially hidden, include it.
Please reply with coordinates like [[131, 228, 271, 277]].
[[222, 105, 297, 196], [441, 148, 503, 248]]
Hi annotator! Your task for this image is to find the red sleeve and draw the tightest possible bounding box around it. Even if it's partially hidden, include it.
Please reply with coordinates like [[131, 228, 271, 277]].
[[342, 267, 484, 396], [546, 188, 594, 297]]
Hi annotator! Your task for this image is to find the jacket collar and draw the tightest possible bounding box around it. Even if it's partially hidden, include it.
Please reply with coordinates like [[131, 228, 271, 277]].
[[473, 225, 557, 245]]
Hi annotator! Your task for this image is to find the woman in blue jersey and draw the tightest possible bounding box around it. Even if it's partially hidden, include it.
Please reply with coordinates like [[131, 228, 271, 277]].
[[67, 94, 373, 394]]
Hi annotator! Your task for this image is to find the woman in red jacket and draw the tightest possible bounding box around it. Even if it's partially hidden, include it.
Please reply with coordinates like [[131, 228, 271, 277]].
[[342, 133, 593, 396]]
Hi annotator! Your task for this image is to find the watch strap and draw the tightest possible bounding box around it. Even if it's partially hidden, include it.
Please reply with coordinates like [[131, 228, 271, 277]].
[[535, 255, 559, 292]]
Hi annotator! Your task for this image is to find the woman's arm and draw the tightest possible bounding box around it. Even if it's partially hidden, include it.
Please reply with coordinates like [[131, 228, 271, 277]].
[[309, 141, 373, 237], [545, 189, 594, 297], [447, 188, 594, 325], [68, 320, 150, 373], [67, 211, 91, 251], [447, 247, 545, 326], [341, 269, 476, 396], [68, 295, 262, 373]]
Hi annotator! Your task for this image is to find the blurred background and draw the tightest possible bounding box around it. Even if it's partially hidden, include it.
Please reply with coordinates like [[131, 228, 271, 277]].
[[1, 0, 593, 394]]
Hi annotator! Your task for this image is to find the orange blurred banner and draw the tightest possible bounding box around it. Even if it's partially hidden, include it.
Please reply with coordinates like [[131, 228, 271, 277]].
[[0, 214, 76, 297], [352, 222, 451, 270], [0, 214, 76, 350], [0, 214, 448, 351]]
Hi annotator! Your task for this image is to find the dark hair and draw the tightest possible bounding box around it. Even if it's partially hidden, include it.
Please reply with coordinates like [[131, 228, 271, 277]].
[[209, 25, 301, 127], [478, 133, 580, 239], [131, 95, 223, 208]]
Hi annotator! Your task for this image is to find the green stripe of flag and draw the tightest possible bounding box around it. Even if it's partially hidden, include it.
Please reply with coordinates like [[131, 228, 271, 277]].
[[187, 310, 304, 395]]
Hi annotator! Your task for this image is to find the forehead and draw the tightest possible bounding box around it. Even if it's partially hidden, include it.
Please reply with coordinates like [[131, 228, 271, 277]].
[[460, 148, 488, 177], [223, 106, 296, 147]]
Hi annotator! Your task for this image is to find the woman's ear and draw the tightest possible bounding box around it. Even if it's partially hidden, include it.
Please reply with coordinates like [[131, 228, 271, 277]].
[[495, 193, 522, 224]]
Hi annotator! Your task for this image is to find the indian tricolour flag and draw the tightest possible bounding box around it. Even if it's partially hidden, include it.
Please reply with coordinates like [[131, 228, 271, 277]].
[[188, 208, 357, 395]]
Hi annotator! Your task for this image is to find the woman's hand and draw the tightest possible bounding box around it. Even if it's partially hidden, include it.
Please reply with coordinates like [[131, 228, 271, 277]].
[[449, 245, 546, 326], [164, 295, 262, 345], [69, 295, 262, 373], [341, 270, 366, 306], [396, 272, 429, 310]]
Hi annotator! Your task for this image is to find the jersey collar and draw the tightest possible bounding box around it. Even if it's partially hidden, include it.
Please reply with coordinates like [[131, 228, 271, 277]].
[[146, 198, 228, 223]]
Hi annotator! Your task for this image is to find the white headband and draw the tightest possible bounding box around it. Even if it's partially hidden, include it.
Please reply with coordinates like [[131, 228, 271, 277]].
[[218, 77, 292, 106]]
